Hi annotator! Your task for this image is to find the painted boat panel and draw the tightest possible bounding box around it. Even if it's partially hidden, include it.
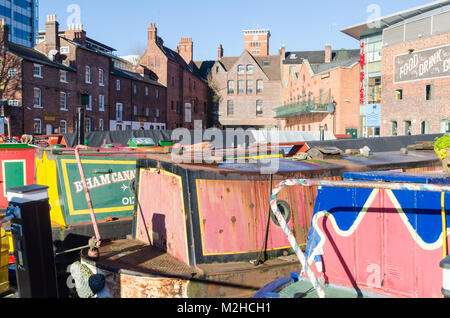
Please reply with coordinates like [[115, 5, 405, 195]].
[[305, 174, 450, 298], [55, 155, 137, 225], [0, 147, 36, 210], [136, 168, 189, 265]]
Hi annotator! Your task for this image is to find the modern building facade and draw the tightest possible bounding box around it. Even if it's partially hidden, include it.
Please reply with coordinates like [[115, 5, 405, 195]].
[[0, 0, 38, 47], [381, 4, 450, 136], [341, 0, 450, 138]]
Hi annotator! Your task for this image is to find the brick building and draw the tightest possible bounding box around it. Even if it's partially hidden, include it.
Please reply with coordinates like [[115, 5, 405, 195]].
[[137, 23, 209, 130], [0, 15, 167, 137], [0, 18, 77, 136], [209, 30, 283, 129], [277, 45, 360, 136], [380, 4, 450, 136]]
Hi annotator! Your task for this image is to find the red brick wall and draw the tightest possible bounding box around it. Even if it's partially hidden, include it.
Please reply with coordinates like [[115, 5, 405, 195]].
[[280, 61, 360, 135], [381, 32, 450, 136]]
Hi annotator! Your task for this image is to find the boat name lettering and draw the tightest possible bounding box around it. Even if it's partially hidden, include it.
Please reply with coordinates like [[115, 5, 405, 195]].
[[73, 169, 136, 193]]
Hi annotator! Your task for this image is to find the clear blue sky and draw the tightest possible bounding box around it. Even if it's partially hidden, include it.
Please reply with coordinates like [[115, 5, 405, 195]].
[[38, 0, 435, 61]]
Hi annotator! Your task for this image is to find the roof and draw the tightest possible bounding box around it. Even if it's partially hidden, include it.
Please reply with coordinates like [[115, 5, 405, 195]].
[[194, 60, 215, 79], [111, 68, 166, 87], [284, 49, 360, 65], [385, 3, 450, 30], [155, 43, 207, 82], [311, 56, 360, 74], [216, 52, 282, 80], [341, 0, 450, 40], [6, 42, 75, 71]]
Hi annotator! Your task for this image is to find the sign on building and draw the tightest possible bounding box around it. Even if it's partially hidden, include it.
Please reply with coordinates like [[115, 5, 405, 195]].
[[394, 44, 450, 83], [366, 104, 381, 127]]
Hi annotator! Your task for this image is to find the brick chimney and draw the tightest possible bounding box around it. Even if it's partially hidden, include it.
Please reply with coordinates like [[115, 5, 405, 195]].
[[218, 44, 223, 60], [148, 23, 157, 44], [0, 18, 9, 47], [179, 38, 193, 65], [325, 43, 332, 63], [45, 15, 60, 52], [65, 24, 86, 45]]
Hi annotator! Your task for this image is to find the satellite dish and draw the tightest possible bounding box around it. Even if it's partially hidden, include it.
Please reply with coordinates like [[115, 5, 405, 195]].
[[48, 50, 59, 61]]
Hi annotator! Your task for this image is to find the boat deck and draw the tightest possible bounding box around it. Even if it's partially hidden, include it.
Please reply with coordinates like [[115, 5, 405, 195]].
[[84, 240, 301, 298]]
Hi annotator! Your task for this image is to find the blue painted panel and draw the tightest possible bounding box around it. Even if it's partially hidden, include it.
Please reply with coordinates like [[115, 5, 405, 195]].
[[344, 171, 450, 185]]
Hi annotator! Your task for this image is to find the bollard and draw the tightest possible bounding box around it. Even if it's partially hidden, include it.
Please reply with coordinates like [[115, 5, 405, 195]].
[[6, 185, 58, 298]]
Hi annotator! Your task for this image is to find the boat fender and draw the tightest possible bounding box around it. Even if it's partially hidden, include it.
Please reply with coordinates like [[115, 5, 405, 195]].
[[69, 261, 105, 298]]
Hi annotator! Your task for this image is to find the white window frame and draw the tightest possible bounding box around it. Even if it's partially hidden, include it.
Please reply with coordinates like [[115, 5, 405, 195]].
[[86, 95, 92, 111], [99, 69, 104, 86], [60, 70, 68, 83], [33, 87, 42, 108], [34, 119, 42, 134], [7, 100, 19, 106], [60, 91, 67, 110], [33, 64, 43, 78], [60, 120, 67, 134], [86, 117, 92, 132], [99, 94, 105, 112], [85, 66, 91, 84], [116, 103, 123, 122]]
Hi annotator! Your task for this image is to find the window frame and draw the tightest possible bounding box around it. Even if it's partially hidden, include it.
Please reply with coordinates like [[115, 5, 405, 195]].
[[33, 87, 42, 108], [60, 91, 67, 110], [85, 66, 91, 84]]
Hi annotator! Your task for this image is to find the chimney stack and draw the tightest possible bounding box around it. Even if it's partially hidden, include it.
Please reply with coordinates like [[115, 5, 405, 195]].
[[45, 15, 60, 53], [179, 38, 193, 65], [218, 44, 223, 60], [148, 23, 157, 44], [325, 43, 332, 63], [65, 23, 86, 45], [0, 18, 9, 46]]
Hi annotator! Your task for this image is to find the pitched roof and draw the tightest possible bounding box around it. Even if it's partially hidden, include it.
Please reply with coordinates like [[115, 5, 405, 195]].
[[6, 42, 75, 71], [155, 42, 207, 82], [216, 52, 282, 80], [193, 60, 215, 79], [111, 68, 166, 87], [284, 49, 360, 65]]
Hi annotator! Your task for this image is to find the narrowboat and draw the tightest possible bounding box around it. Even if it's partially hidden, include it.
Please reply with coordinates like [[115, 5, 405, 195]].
[[254, 170, 450, 298], [77, 142, 444, 298]]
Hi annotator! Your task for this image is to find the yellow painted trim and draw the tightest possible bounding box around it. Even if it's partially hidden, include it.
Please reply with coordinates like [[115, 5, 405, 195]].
[[196, 178, 294, 257], [36, 153, 66, 227], [136, 168, 190, 264], [60, 159, 137, 216]]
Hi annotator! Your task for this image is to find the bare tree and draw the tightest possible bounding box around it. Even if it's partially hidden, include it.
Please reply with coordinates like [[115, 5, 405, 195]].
[[0, 46, 22, 137]]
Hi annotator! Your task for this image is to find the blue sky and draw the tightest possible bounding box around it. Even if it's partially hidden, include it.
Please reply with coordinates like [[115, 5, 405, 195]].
[[38, 0, 434, 61]]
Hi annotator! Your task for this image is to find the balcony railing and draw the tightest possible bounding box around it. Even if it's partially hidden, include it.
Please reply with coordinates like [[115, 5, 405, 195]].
[[275, 101, 331, 119]]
